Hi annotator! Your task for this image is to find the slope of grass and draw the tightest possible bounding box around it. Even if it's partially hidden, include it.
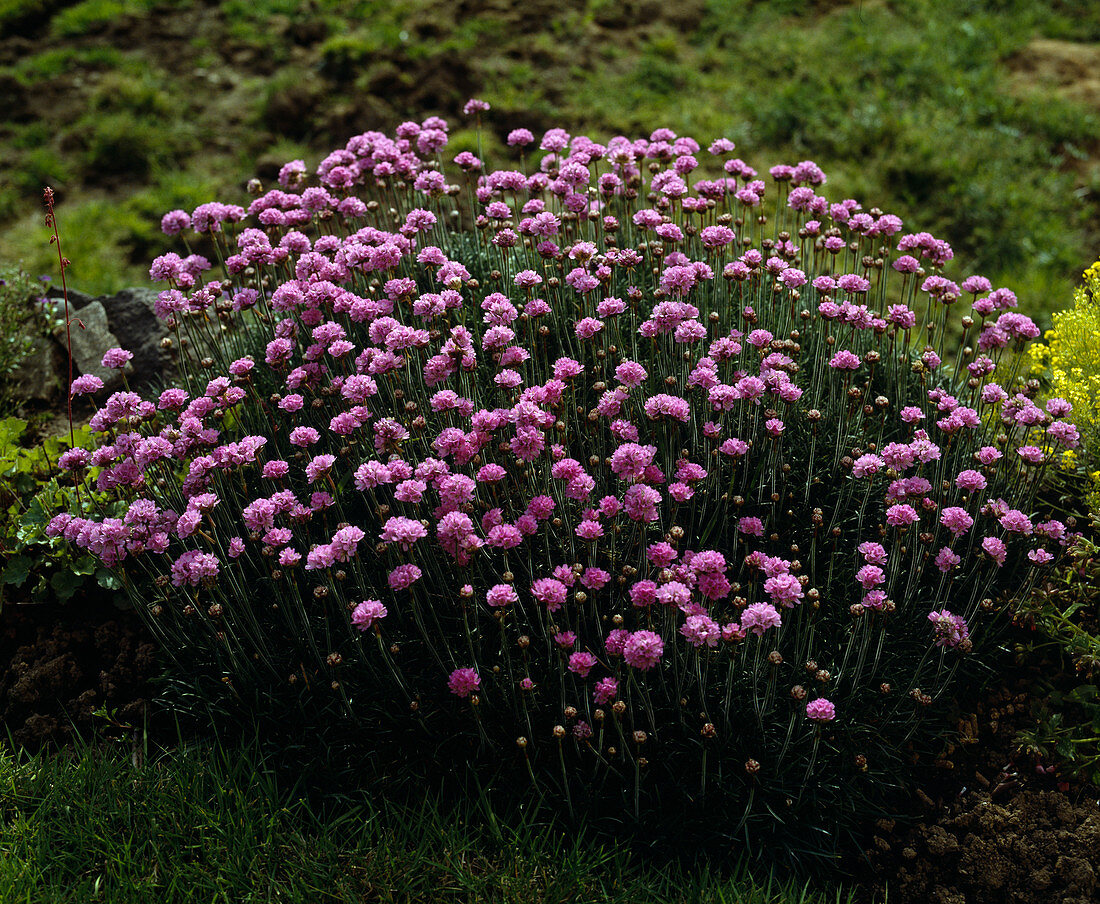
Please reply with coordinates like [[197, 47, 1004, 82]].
[[0, 0, 1095, 318]]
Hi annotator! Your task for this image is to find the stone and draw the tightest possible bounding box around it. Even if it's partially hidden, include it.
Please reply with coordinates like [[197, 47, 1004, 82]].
[[96, 288, 172, 389], [57, 300, 124, 392], [10, 335, 64, 405], [47, 286, 173, 391]]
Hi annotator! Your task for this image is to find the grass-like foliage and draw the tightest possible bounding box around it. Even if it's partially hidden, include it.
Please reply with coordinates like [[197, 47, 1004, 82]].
[[0, 736, 856, 903], [51, 111, 1078, 863]]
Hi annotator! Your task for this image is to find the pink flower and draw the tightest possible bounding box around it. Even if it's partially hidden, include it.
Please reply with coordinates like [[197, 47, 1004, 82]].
[[593, 677, 619, 704], [380, 516, 428, 548], [829, 350, 860, 370], [101, 347, 133, 369], [928, 610, 969, 650], [388, 563, 422, 590], [486, 524, 522, 548], [740, 602, 781, 636], [623, 484, 661, 523], [289, 426, 320, 447], [976, 446, 1002, 466], [531, 577, 568, 612], [656, 581, 691, 609], [568, 652, 598, 677], [852, 454, 885, 478], [1036, 520, 1066, 541], [940, 507, 974, 538], [680, 614, 721, 648], [886, 504, 919, 527], [982, 536, 1007, 566], [862, 590, 887, 609], [668, 481, 694, 501], [806, 699, 836, 721], [554, 631, 577, 650], [629, 580, 659, 608], [999, 510, 1033, 534], [352, 599, 388, 630], [305, 454, 336, 483], [723, 519, 758, 544], [486, 584, 518, 608], [623, 630, 664, 670], [856, 565, 885, 590], [764, 573, 803, 606], [448, 667, 480, 698], [605, 628, 631, 657], [575, 519, 603, 540], [611, 443, 657, 480], [858, 542, 887, 565], [70, 374, 104, 396], [643, 393, 691, 423], [574, 317, 604, 339], [615, 360, 648, 387], [955, 470, 987, 492]]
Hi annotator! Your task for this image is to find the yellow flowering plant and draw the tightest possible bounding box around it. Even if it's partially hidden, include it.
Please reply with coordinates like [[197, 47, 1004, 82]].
[[1030, 259, 1100, 507]]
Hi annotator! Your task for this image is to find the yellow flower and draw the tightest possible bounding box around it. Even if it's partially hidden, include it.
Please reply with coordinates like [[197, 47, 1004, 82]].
[[1036, 259, 1100, 475]]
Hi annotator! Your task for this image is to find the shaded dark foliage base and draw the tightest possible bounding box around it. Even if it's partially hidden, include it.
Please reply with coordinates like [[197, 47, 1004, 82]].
[[854, 643, 1100, 903], [6, 597, 1099, 898], [0, 595, 156, 749]]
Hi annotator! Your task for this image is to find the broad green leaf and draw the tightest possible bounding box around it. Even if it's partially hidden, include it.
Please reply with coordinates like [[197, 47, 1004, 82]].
[[1, 555, 32, 586], [72, 555, 98, 576], [0, 417, 27, 448], [50, 569, 85, 601]]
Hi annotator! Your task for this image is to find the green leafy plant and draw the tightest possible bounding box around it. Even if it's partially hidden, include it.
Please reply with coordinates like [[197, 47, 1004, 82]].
[[0, 265, 59, 415], [0, 417, 122, 607], [1014, 511, 1100, 782], [1029, 258, 1100, 509]]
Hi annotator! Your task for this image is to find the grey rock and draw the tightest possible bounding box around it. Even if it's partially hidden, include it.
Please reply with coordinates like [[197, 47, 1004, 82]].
[[9, 335, 64, 405], [98, 288, 172, 388], [48, 286, 174, 391], [59, 300, 125, 392], [52, 288, 96, 311]]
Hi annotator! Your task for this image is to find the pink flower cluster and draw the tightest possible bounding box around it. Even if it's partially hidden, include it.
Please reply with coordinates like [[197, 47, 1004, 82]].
[[52, 113, 1065, 795]]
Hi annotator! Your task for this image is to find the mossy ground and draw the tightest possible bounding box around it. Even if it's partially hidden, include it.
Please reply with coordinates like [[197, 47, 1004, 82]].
[[0, 0, 1097, 320]]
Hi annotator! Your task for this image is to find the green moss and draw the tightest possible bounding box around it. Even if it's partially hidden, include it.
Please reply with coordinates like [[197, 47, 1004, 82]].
[[12, 148, 73, 195], [317, 31, 380, 80], [88, 69, 175, 119], [77, 111, 195, 181], [9, 45, 125, 82], [49, 0, 168, 37]]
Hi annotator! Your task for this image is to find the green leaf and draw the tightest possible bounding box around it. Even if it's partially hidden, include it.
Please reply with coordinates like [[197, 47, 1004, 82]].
[[1068, 685, 1099, 704], [50, 569, 85, 601], [96, 568, 122, 590], [1063, 601, 1085, 619], [71, 556, 98, 576], [0, 554, 32, 587], [0, 417, 27, 448]]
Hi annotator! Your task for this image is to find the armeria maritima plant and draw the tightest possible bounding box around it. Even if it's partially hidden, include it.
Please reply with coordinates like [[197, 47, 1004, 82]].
[[50, 103, 1078, 861]]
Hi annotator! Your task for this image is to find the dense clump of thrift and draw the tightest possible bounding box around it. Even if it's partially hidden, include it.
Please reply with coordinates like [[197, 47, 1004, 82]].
[[52, 108, 1074, 856]]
